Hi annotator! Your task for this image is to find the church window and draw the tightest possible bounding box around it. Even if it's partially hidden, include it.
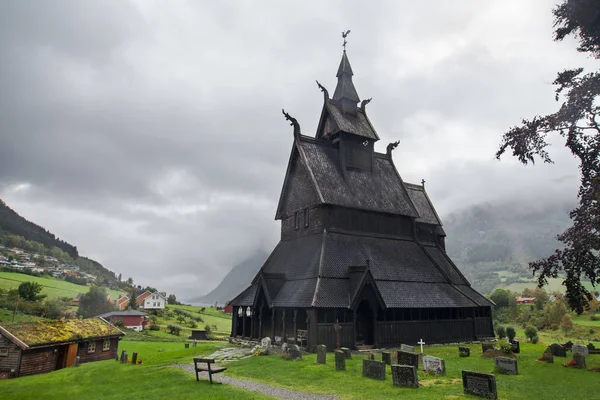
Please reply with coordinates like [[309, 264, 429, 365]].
[[303, 209, 309, 228]]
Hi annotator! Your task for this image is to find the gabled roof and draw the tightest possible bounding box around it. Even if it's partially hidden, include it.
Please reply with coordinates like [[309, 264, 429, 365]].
[[98, 310, 147, 318], [404, 182, 443, 226], [293, 136, 418, 217], [0, 318, 124, 350]]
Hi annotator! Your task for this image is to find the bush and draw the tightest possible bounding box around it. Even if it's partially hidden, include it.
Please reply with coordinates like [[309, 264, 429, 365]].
[[524, 326, 538, 341], [532, 335, 539, 344], [590, 315, 598, 321], [149, 324, 160, 331], [167, 324, 182, 336], [506, 326, 516, 340], [499, 340, 513, 355], [189, 320, 198, 329], [496, 326, 506, 339]]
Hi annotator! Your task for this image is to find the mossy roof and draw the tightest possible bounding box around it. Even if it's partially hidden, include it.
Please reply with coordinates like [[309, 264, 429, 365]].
[[0, 318, 123, 348]]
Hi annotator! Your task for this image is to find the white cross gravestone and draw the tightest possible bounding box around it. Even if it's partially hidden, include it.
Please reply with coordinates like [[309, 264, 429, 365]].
[[418, 339, 425, 354]]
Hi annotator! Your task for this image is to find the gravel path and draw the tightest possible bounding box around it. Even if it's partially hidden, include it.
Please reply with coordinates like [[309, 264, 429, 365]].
[[172, 363, 339, 400]]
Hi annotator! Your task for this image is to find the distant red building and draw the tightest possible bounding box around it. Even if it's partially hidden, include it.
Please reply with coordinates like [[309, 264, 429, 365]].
[[223, 302, 233, 314], [516, 296, 536, 304], [98, 310, 148, 331]]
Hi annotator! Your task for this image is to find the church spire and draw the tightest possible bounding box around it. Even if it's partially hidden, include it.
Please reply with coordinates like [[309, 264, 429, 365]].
[[332, 32, 360, 114]]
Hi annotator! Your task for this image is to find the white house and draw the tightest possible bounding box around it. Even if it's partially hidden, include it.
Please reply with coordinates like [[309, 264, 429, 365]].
[[142, 292, 167, 310]]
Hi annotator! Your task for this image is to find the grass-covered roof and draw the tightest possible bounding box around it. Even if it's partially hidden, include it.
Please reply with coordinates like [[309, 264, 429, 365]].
[[0, 318, 123, 348]]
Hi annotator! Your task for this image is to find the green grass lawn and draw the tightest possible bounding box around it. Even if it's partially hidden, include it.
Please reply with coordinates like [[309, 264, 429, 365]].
[[0, 340, 272, 400], [161, 304, 232, 333], [226, 342, 600, 400], [573, 313, 600, 327], [0, 271, 125, 301], [0, 307, 44, 323]]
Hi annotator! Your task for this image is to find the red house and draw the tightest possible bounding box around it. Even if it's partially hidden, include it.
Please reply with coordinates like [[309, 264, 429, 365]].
[[98, 310, 148, 332], [223, 302, 233, 314]]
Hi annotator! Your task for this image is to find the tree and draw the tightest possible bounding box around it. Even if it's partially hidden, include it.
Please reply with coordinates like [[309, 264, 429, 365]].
[[524, 326, 538, 342], [506, 326, 516, 341], [167, 294, 178, 305], [77, 286, 115, 318], [561, 314, 574, 335], [129, 286, 139, 310], [18, 282, 46, 302], [496, 326, 506, 339], [490, 289, 510, 309], [496, 0, 600, 313]]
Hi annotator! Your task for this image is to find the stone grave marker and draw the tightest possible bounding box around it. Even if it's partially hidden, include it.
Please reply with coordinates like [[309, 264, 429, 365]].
[[131, 352, 138, 365], [335, 350, 346, 371], [340, 347, 351, 359], [481, 343, 495, 353], [400, 344, 415, 353], [281, 343, 288, 353], [120, 350, 127, 363], [261, 337, 272, 352], [382, 351, 392, 365], [573, 353, 586, 369], [397, 350, 419, 369], [494, 356, 518, 374], [185, 343, 189, 349], [288, 344, 302, 360], [572, 344, 589, 357], [73, 356, 80, 367], [316, 344, 326, 364], [539, 348, 554, 363], [549, 343, 567, 357], [368, 352, 375, 360], [509, 339, 520, 354], [459, 346, 471, 357], [462, 370, 498, 400], [362, 359, 386, 380], [391, 364, 419, 388], [423, 355, 446, 375]]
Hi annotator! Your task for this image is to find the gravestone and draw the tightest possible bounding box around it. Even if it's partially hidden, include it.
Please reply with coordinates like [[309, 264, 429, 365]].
[[73, 356, 80, 367], [261, 337, 272, 352], [539, 348, 554, 363], [423, 355, 446, 375], [397, 350, 419, 369], [131, 352, 138, 365], [462, 370, 498, 400], [573, 353, 587, 369], [316, 344, 327, 364], [587, 343, 596, 351], [391, 364, 419, 388], [274, 336, 283, 345], [362, 359, 386, 380], [340, 347, 351, 359], [288, 344, 302, 360], [281, 343, 288, 353], [481, 343, 495, 353], [572, 344, 589, 357], [382, 351, 392, 365], [368, 352, 374, 360], [400, 344, 415, 353], [335, 350, 346, 371], [193, 341, 197, 348], [459, 346, 471, 357], [120, 350, 127, 363], [185, 343, 189, 349], [494, 357, 518, 374], [509, 339, 520, 354], [549, 343, 567, 357]]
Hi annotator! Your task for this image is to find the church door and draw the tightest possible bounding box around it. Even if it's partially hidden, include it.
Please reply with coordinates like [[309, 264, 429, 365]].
[[356, 300, 374, 345]]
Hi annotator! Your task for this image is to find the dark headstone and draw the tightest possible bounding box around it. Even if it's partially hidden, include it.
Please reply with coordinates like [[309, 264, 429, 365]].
[[423, 355, 446, 375], [131, 352, 138, 365], [562, 341, 573, 350], [462, 370, 498, 400], [481, 343, 495, 353], [540, 348, 554, 363], [189, 330, 207, 340], [185, 343, 189, 349], [391, 364, 419, 388], [549, 343, 567, 357], [120, 350, 127, 363], [382, 351, 392, 365], [340, 347, 351, 359], [459, 346, 471, 357], [335, 350, 346, 371], [494, 356, 518, 374], [509, 339, 520, 354], [396, 350, 419, 369], [316, 344, 326, 364], [573, 353, 587, 369], [368, 352, 375, 360], [362, 359, 386, 380], [400, 344, 415, 353], [587, 343, 596, 351], [288, 344, 302, 360]]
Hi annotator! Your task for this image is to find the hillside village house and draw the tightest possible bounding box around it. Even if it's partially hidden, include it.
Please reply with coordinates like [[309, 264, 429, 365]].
[[0, 318, 124, 378], [116, 291, 166, 311], [230, 45, 493, 350], [98, 310, 148, 331]]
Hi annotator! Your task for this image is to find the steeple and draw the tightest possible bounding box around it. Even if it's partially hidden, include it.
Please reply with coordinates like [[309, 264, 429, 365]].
[[332, 50, 360, 114]]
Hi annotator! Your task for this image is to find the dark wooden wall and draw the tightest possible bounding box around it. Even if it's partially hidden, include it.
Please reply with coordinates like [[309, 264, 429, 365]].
[[0, 334, 20, 374], [78, 338, 119, 363], [19, 348, 56, 377], [316, 323, 354, 350], [375, 319, 479, 345]]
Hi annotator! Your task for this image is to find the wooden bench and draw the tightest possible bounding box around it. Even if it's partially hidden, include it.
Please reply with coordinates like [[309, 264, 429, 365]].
[[297, 329, 308, 347], [193, 357, 227, 384]]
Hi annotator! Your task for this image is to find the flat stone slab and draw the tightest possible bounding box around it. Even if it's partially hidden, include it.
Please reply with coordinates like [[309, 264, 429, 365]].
[[494, 356, 518, 375], [423, 355, 445, 375], [396, 350, 419, 369], [462, 370, 497, 400], [362, 359, 386, 380], [335, 350, 346, 371], [391, 364, 419, 388]]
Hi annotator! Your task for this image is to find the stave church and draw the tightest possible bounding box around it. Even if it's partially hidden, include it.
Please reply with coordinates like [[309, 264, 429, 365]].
[[230, 41, 493, 351]]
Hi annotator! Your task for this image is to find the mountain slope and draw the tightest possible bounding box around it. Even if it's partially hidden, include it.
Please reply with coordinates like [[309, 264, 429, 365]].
[[188, 251, 268, 305]]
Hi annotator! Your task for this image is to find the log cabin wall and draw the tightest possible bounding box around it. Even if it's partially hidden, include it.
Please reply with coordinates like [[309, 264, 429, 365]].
[[78, 338, 119, 363], [0, 334, 20, 374], [375, 319, 476, 346], [316, 322, 354, 350], [19, 348, 56, 377]]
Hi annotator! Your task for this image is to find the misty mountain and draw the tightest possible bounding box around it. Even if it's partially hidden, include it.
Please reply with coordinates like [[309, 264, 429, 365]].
[[188, 251, 268, 305]]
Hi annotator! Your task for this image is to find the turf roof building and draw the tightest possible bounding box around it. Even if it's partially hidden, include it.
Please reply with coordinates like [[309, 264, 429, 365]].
[[230, 45, 494, 351], [0, 318, 124, 378]]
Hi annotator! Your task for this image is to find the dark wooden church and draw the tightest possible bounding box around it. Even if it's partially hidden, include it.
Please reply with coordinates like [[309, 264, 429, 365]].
[[230, 46, 493, 351]]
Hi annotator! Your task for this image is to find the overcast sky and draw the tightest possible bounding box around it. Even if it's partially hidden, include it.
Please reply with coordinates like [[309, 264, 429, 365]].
[[0, 1, 595, 300]]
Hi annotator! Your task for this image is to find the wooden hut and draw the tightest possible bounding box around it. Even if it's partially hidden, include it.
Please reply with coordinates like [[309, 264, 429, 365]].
[[230, 46, 494, 351], [0, 318, 124, 378]]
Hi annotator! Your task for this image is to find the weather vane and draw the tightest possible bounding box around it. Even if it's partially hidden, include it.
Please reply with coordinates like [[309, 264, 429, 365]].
[[342, 30, 351, 51]]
